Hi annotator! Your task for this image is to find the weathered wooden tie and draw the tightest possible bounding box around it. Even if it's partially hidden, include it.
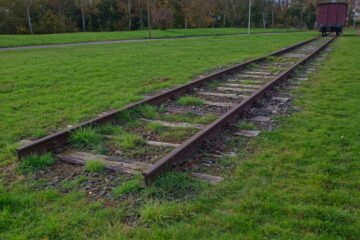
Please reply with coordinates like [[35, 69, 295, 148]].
[[57, 151, 150, 174], [141, 118, 205, 129]]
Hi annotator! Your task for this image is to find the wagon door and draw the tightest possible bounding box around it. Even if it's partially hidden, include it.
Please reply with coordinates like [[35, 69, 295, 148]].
[[317, 4, 328, 28], [327, 4, 338, 27], [336, 4, 347, 27]]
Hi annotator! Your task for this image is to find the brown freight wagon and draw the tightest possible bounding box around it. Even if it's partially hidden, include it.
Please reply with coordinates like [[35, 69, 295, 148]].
[[317, 2, 348, 36]]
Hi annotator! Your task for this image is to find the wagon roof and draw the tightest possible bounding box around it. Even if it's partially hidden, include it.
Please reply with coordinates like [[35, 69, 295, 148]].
[[317, 2, 348, 7]]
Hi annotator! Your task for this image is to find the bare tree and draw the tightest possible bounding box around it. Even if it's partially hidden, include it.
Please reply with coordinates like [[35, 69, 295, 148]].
[[147, 0, 151, 38], [229, 0, 240, 26], [258, 0, 271, 28], [271, 0, 275, 27], [248, 0, 251, 33], [128, 0, 132, 29], [352, 0, 360, 28], [137, 0, 144, 29], [76, 0, 86, 31], [299, 0, 305, 28], [24, 0, 33, 34], [179, 0, 192, 29], [55, 0, 66, 32], [220, 0, 232, 27], [221, 0, 227, 27], [0, 0, 332, 34]]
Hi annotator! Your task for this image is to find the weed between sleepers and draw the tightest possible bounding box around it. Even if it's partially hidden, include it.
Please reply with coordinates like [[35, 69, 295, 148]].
[[85, 160, 106, 173], [177, 96, 204, 106], [237, 121, 257, 130], [70, 127, 103, 151]]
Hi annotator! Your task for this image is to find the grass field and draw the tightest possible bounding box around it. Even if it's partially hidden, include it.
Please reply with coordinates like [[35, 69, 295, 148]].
[[0, 28, 300, 48], [1, 31, 359, 239]]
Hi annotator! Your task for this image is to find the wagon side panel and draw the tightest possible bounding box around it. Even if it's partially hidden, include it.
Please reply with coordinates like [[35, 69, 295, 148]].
[[317, 4, 328, 28], [336, 4, 347, 26], [327, 4, 338, 26]]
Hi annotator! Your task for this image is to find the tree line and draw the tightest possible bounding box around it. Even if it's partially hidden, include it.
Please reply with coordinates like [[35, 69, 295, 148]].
[[0, 0, 359, 34]]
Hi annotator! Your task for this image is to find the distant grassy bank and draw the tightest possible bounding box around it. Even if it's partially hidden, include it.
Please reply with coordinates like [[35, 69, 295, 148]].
[[0, 28, 300, 48]]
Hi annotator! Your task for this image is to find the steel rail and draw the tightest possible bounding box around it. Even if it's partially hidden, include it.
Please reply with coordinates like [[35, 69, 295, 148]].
[[16, 37, 320, 160], [143, 36, 335, 184]]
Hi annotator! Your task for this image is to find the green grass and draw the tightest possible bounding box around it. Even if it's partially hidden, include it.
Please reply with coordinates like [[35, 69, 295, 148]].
[[0, 28, 301, 48], [241, 80, 258, 85], [143, 172, 204, 200], [159, 128, 196, 142], [237, 121, 257, 130], [139, 201, 197, 228], [177, 96, 204, 106], [85, 160, 106, 173], [145, 121, 196, 142], [61, 176, 88, 191], [18, 153, 55, 173], [98, 124, 124, 136], [0, 184, 125, 239], [4, 31, 357, 239], [116, 133, 146, 150], [113, 176, 143, 197], [116, 105, 159, 123], [268, 66, 283, 73], [70, 127, 103, 150], [146, 122, 166, 134], [247, 63, 258, 69], [160, 112, 218, 125], [116, 109, 134, 123], [135, 104, 159, 119], [206, 80, 219, 90]]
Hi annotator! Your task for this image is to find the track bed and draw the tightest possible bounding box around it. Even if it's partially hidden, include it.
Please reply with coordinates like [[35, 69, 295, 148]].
[[17, 36, 335, 184]]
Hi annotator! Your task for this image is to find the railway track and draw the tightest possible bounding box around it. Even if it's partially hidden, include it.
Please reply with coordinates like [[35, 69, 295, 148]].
[[17, 35, 335, 185]]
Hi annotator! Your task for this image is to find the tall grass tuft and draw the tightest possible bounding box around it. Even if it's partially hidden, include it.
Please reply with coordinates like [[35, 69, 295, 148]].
[[177, 96, 204, 106], [70, 127, 103, 150], [118, 133, 146, 150], [19, 153, 55, 173], [85, 160, 106, 173], [136, 104, 158, 119], [146, 122, 166, 134], [113, 176, 143, 197]]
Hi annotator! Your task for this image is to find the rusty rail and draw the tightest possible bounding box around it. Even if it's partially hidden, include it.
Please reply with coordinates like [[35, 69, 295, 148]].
[[143, 36, 335, 184], [17, 36, 319, 160]]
